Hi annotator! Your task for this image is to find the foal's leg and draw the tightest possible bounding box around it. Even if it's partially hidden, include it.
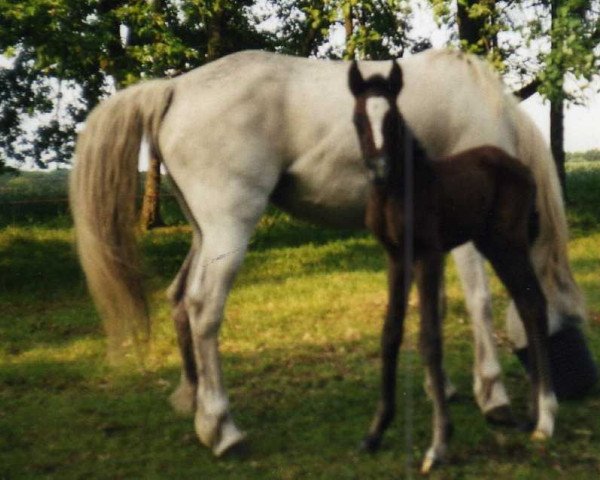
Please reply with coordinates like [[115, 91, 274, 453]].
[[167, 238, 200, 415], [362, 252, 408, 452], [423, 272, 459, 402], [452, 243, 513, 424], [415, 251, 452, 474], [479, 243, 557, 440]]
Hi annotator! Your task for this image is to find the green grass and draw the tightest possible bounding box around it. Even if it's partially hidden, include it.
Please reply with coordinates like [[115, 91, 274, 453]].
[[1, 163, 600, 479]]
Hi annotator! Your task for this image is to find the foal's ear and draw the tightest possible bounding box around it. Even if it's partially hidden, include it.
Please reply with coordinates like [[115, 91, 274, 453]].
[[388, 61, 403, 97], [348, 61, 365, 97]]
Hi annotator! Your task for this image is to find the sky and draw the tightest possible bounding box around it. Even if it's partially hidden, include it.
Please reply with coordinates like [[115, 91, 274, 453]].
[[521, 89, 600, 152]]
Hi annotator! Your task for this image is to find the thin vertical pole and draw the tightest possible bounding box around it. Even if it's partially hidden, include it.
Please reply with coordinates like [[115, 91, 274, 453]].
[[403, 124, 414, 478]]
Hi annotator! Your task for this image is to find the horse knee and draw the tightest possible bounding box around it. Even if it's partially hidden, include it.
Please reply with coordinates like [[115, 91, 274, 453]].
[[183, 266, 232, 339]]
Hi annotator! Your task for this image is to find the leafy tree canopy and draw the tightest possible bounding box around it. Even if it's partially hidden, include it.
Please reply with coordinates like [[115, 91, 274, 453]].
[[428, 0, 600, 101], [0, 0, 272, 169], [1, 0, 598, 172]]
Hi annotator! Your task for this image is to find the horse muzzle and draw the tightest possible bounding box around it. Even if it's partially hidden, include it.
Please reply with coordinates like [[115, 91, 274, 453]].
[[366, 155, 390, 184]]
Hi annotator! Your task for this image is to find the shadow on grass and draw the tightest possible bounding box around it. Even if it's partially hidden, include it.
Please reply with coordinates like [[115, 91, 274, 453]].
[[4, 334, 594, 479], [0, 234, 84, 296], [0, 233, 101, 352]]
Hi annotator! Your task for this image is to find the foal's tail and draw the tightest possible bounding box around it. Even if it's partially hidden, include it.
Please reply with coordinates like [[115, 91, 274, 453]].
[[69, 79, 174, 358], [513, 108, 586, 322]]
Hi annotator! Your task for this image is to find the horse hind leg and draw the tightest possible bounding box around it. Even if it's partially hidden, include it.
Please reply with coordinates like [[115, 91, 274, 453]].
[[479, 241, 558, 440], [184, 218, 265, 457], [452, 243, 513, 424], [167, 238, 201, 415]]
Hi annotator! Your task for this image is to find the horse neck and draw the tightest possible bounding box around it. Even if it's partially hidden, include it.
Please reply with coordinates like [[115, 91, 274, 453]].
[[384, 122, 434, 197]]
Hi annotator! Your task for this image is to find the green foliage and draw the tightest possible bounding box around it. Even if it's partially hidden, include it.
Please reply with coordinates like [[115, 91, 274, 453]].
[[257, 0, 420, 60], [537, 0, 600, 101], [567, 148, 600, 162], [428, 0, 600, 101], [343, 0, 411, 60], [1, 0, 598, 171], [0, 0, 273, 169]]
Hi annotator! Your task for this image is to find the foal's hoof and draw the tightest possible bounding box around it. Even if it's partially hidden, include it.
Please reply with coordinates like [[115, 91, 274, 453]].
[[420, 447, 445, 475], [420, 456, 438, 475], [531, 429, 550, 442], [484, 405, 516, 427], [359, 435, 382, 453]]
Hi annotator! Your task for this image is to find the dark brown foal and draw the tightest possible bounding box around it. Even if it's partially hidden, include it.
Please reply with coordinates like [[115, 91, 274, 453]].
[[349, 61, 557, 473]]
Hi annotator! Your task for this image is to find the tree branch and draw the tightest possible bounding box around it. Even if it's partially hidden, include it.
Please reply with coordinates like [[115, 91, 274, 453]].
[[513, 78, 541, 101]]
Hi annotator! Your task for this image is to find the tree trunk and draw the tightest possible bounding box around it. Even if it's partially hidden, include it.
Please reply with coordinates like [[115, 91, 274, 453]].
[[139, 0, 167, 230], [207, 1, 225, 61], [550, 0, 567, 199], [344, 2, 354, 59], [140, 153, 165, 230], [550, 97, 567, 200]]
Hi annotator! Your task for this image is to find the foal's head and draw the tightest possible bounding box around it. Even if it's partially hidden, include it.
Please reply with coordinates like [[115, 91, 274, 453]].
[[349, 61, 404, 184]]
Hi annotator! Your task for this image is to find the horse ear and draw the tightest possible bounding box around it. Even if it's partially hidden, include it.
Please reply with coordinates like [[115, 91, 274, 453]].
[[388, 61, 403, 97], [348, 61, 365, 97]]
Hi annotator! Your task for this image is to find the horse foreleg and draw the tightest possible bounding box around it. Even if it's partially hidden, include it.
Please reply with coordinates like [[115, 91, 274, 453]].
[[362, 252, 408, 452], [167, 240, 200, 415], [423, 271, 459, 402], [415, 251, 452, 474], [452, 243, 513, 424]]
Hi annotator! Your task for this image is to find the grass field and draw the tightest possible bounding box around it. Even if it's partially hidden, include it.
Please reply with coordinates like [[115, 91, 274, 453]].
[[1, 163, 599, 479]]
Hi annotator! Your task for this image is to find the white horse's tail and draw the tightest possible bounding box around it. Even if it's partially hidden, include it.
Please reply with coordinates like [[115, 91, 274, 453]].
[[514, 108, 586, 322], [69, 79, 174, 357]]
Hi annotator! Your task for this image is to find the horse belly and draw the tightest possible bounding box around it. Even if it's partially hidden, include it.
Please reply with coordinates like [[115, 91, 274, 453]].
[[270, 166, 368, 229]]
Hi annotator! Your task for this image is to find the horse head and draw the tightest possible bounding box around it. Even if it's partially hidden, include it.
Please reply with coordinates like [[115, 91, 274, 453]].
[[349, 60, 404, 185]]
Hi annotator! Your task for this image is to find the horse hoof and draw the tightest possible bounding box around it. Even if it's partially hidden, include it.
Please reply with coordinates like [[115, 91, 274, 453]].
[[420, 444, 447, 475], [169, 381, 196, 416], [484, 405, 516, 427], [420, 457, 435, 475], [359, 435, 382, 453], [420, 448, 444, 475], [517, 419, 535, 433], [213, 423, 248, 457], [445, 383, 459, 402], [531, 429, 549, 442]]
